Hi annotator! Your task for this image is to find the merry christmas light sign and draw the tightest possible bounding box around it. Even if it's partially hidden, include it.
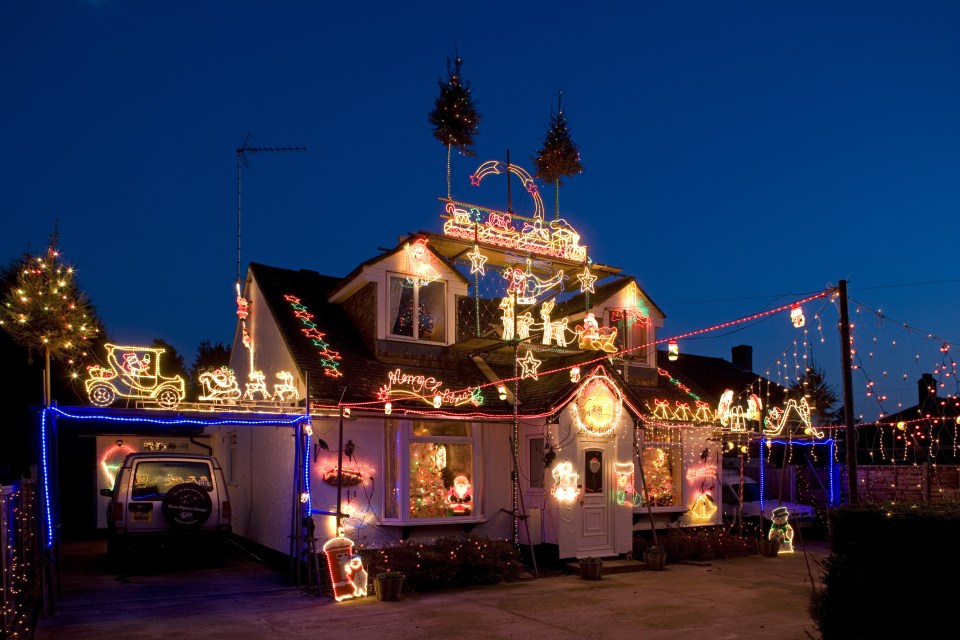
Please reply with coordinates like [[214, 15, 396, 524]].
[[377, 368, 483, 408]]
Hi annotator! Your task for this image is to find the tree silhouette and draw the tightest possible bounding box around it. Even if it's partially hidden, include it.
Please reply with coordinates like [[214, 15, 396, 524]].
[[428, 49, 481, 199], [0, 235, 102, 404], [533, 91, 583, 219], [790, 361, 840, 426], [189, 339, 232, 399]]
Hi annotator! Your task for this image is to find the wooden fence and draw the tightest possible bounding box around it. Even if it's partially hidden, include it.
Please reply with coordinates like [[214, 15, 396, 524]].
[[855, 464, 960, 503]]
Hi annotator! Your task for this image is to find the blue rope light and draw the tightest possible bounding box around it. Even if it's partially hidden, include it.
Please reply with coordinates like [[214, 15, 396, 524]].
[[40, 410, 54, 548]]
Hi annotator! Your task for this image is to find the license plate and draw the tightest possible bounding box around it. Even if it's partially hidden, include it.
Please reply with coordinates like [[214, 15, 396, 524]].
[[132, 511, 151, 522]]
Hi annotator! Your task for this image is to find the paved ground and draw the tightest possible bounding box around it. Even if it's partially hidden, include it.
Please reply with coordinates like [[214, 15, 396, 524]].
[[34, 537, 830, 639]]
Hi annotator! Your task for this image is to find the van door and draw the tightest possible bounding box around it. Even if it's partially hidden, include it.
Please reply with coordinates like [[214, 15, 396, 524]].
[[575, 440, 614, 558]]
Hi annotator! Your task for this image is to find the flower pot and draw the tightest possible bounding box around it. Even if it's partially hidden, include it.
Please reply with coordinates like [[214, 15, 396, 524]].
[[644, 550, 666, 571], [579, 558, 603, 580], [761, 540, 780, 557], [375, 575, 404, 601]]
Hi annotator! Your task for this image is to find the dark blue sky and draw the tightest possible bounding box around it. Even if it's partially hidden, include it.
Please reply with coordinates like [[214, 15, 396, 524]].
[[3, 1, 958, 420]]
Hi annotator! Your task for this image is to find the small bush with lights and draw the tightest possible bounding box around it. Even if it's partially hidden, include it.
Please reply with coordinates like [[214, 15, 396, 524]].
[[356, 535, 524, 593]]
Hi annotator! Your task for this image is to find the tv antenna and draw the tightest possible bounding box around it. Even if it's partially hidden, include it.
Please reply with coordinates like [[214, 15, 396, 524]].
[[235, 136, 307, 284]]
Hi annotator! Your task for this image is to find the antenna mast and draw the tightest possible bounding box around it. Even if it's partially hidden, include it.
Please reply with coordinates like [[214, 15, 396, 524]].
[[235, 139, 307, 284]]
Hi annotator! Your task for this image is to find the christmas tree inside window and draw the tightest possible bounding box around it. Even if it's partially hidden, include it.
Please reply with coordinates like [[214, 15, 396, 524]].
[[388, 275, 446, 342], [639, 446, 681, 507], [408, 442, 473, 517]]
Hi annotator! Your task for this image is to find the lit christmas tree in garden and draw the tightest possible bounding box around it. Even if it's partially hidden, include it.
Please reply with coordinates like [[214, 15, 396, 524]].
[[0, 237, 101, 404], [533, 91, 583, 219], [428, 49, 481, 199]]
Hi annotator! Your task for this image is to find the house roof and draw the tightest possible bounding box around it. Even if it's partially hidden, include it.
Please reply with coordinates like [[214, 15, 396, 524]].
[[247, 261, 680, 422]]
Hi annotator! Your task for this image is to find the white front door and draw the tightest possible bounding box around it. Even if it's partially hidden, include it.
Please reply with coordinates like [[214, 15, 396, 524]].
[[575, 439, 614, 558]]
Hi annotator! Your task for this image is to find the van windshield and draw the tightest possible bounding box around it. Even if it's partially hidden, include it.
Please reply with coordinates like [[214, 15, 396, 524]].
[[131, 461, 213, 500]]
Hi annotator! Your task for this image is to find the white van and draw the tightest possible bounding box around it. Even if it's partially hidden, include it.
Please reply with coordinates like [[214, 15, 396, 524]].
[[101, 453, 232, 561], [720, 469, 817, 526]]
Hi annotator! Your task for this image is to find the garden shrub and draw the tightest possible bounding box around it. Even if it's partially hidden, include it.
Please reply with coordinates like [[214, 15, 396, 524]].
[[633, 526, 756, 562], [355, 534, 523, 592]]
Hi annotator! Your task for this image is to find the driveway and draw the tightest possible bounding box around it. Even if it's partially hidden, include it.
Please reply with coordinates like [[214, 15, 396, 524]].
[[34, 537, 829, 639]]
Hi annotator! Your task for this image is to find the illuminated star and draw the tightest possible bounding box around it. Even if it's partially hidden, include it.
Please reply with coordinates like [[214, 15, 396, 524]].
[[467, 245, 488, 275], [519, 350, 542, 380], [577, 266, 597, 294], [470, 173, 482, 186]]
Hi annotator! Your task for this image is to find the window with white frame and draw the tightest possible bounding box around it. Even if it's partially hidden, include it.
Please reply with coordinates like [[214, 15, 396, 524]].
[[387, 274, 446, 343], [383, 420, 480, 522], [637, 431, 682, 508]]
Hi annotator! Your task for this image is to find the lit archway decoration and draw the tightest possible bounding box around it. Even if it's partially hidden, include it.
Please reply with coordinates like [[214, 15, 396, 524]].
[[574, 373, 623, 436]]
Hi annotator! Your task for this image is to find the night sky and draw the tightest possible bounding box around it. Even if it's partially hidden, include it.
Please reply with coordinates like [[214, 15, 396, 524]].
[[2, 1, 958, 421]]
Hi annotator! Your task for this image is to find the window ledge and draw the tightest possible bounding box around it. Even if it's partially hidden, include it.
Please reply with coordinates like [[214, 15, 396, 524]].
[[633, 506, 687, 513], [381, 516, 488, 527]]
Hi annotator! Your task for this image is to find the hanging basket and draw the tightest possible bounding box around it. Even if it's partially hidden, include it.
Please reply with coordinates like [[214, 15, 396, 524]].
[[579, 557, 603, 580], [375, 574, 405, 601]]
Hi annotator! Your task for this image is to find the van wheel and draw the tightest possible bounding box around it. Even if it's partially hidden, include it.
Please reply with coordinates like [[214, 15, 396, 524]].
[[161, 483, 213, 529]]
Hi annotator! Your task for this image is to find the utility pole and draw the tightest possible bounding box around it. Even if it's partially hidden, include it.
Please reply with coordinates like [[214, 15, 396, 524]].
[[837, 280, 858, 504]]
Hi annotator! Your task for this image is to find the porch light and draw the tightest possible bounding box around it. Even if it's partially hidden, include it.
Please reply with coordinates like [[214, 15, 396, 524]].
[[498, 384, 507, 400], [570, 366, 581, 383], [668, 340, 678, 361], [384, 402, 392, 415]]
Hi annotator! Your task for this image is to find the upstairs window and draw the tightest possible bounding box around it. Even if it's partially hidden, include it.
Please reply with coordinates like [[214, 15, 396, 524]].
[[388, 274, 446, 343]]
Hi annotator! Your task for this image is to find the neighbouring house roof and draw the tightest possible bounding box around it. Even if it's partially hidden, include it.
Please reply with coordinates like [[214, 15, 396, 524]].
[[658, 349, 787, 409]]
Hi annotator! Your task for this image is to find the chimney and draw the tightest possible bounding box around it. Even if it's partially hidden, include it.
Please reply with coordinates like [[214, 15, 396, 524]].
[[731, 345, 753, 372], [918, 373, 937, 408]]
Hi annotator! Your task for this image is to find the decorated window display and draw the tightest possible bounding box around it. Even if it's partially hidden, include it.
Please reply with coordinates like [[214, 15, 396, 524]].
[[638, 445, 682, 507], [388, 274, 446, 342], [384, 421, 479, 522]]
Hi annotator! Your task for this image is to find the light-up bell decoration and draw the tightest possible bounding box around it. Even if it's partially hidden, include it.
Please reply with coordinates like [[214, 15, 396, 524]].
[[791, 304, 805, 328], [668, 340, 679, 361]]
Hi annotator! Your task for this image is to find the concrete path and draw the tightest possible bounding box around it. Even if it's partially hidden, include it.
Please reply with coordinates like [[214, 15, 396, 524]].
[[34, 538, 829, 639]]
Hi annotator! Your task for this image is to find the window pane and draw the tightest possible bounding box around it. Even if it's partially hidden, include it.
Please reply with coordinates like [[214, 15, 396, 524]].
[[584, 450, 603, 493], [389, 276, 415, 337], [412, 421, 470, 437], [417, 280, 445, 342], [528, 438, 545, 489], [409, 442, 473, 518], [385, 421, 399, 519], [132, 461, 212, 500], [638, 447, 681, 507]]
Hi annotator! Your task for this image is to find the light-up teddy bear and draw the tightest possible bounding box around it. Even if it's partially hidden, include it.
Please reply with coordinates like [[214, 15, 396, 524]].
[[769, 506, 794, 553], [446, 474, 473, 515]]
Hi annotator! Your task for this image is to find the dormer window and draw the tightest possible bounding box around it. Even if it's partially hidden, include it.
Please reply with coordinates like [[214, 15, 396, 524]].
[[388, 274, 446, 343]]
